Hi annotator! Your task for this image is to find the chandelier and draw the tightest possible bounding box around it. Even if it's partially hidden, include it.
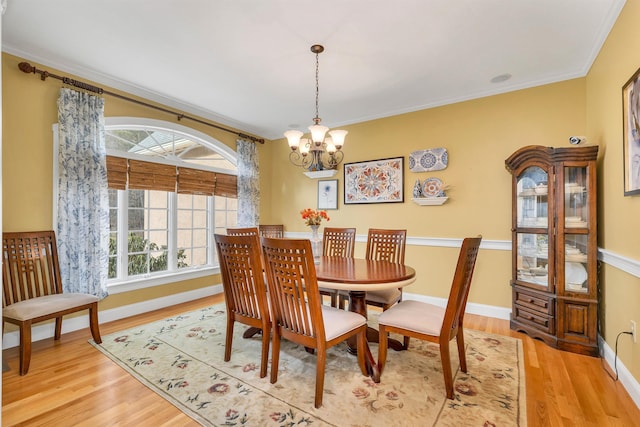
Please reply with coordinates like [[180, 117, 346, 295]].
[[284, 44, 347, 175]]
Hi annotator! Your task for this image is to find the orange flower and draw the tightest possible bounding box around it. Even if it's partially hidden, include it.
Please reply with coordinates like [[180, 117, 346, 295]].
[[300, 208, 330, 226]]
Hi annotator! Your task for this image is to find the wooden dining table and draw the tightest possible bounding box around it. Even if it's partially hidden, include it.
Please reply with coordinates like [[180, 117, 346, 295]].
[[315, 256, 416, 382]]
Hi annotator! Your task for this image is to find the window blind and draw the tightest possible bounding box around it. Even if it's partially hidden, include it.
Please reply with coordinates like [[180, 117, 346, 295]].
[[106, 156, 128, 190], [128, 159, 177, 192], [106, 155, 237, 197]]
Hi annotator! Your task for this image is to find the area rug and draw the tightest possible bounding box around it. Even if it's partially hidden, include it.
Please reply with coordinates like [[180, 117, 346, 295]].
[[90, 305, 526, 426]]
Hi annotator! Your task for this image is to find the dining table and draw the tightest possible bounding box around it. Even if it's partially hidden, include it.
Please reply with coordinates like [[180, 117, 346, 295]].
[[315, 256, 416, 382]]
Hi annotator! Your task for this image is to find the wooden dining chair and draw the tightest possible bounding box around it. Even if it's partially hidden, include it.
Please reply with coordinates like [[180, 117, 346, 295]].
[[261, 237, 368, 408], [319, 227, 356, 307], [2, 230, 102, 375], [227, 226, 259, 237], [338, 228, 407, 311], [258, 224, 284, 238], [377, 236, 482, 399], [214, 233, 271, 378]]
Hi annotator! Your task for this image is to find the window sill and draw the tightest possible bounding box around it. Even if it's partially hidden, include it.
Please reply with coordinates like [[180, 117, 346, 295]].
[[106, 266, 220, 295]]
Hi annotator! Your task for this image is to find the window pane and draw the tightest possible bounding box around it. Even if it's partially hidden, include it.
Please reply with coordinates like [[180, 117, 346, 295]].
[[176, 193, 208, 269], [193, 210, 207, 228], [149, 250, 168, 273], [148, 190, 169, 209], [128, 190, 145, 207], [128, 253, 149, 276], [191, 247, 207, 266], [128, 231, 147, 252], [108, 189, 119, 279], [148, 230, 168, 247]]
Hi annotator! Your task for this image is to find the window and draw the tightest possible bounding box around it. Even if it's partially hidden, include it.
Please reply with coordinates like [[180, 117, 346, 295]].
[[102, 118, 238, 291]]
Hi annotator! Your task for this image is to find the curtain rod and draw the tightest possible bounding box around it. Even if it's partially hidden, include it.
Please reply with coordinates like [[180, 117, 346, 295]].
[[18, 61, 265, 144]]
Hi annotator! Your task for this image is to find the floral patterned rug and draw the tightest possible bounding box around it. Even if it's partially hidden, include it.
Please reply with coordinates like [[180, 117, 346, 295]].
[[90, 305, 526, 426]]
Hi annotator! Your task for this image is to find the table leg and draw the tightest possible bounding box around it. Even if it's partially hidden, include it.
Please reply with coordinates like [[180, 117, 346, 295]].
[[347, 290, 381, 382], [345, 292, 407, 352], [243, 327, 261, 338]]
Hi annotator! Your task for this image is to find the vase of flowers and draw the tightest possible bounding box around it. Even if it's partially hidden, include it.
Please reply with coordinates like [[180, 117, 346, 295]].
[[300, 208, 329, 263]]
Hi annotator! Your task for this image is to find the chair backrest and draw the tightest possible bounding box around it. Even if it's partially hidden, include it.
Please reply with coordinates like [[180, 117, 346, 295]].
[[3, 230, 64, 308], [227, 227, 259, 237], [261, 237, 325, 345], [322, 227, 356, 257], [441, 236, 482, 340], [259, 224, 284, 238], [214, 233, 269, 322], [365, 228, 407, 264]]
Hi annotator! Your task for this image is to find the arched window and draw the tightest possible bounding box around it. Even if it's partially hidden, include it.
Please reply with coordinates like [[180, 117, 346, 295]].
[[104, 118, 238, 292]]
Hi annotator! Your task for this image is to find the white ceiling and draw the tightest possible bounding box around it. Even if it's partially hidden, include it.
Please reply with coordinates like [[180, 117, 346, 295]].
[[2, 0, 626, 140]]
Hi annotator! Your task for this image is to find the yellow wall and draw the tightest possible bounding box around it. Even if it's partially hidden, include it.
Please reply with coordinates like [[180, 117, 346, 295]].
[[586, 0, 640, 381]]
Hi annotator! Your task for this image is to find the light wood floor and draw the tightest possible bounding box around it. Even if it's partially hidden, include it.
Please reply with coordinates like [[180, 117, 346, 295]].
[[3, 294, 639, 426]]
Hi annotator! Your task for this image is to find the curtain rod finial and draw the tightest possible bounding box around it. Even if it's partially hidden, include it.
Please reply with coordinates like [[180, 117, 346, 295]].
[[18, 62, 35, 74]]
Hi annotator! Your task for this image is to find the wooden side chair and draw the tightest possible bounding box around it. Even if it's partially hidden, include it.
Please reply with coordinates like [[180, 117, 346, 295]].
[[214, 233, 271, 378], [322, 227, 356, 258], [258, 224, 284, 238], [227, 226, 259, 237], [320, 227, 356, 307], [2, 230, 102, 375], [377, 236, 482, 399], [339, 228, 407, 311], [261, 236, 367, 408]]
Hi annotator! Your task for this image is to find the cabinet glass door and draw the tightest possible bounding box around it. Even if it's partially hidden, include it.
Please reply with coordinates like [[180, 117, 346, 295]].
[[563, 165, 589, 294], [564, 234, 588, 293], [564, 166, 588, 227], [516, 166, 548, 228], [516, 233, 549, 287]]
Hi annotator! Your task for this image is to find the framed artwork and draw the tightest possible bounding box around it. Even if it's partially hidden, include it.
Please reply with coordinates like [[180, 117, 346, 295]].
[[317, 179, 338, 210], [623, 66, 640, 196], [344, 157, 404, 204]]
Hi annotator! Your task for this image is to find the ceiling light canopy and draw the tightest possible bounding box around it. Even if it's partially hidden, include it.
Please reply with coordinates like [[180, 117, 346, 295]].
[[285, 44, 347, 176]]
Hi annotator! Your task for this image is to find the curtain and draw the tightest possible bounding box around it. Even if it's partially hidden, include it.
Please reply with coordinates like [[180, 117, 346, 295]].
[[56, 88, 109, 299], [236, 139, 260, 226]]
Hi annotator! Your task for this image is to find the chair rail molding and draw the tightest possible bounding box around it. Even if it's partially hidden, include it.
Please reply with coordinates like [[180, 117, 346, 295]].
[[285, 232, 640, 279], [599, 248, 640, 278]]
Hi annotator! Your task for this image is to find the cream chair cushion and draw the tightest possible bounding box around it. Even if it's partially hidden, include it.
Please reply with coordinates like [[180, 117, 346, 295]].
[[321, 306, 366, 341], [378, 300, 445, 336], [3, 293, 100, 322]]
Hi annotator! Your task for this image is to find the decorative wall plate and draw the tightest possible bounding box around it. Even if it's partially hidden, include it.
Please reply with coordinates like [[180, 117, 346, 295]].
[[422, 177, 443, 197], [408, 147, 448, 172]]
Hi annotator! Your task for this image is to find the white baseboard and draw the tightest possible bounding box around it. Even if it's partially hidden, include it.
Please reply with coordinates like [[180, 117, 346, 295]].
[[599, 335, 640, 409], [2, 284, 223, 350], [402, 291, 512, 320]]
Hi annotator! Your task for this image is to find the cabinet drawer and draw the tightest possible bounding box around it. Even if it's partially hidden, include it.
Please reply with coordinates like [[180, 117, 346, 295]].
[[514, 304, 555, 334], [513, 287, 555, 315]]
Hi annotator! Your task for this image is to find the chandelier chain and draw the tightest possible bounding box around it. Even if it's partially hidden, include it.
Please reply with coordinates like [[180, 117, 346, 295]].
[[315, 50, 320, 122]]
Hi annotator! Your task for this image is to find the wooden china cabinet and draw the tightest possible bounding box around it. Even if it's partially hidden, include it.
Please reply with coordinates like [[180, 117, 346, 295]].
[[505, 145, 599, 356]]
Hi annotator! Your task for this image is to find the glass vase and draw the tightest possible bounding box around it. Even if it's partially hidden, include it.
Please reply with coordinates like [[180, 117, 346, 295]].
[[309, 225, 323, 264]]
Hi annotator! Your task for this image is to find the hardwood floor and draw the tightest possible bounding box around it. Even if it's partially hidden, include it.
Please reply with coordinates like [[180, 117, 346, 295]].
[[3, 294, 639, 426]]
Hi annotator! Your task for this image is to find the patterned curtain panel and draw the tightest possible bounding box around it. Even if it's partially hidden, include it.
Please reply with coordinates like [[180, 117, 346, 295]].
[[236, 139, 260, 227], [56, 88, 109, 299]]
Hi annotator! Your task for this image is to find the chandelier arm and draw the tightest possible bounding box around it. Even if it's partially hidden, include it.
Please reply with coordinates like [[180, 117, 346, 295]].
[[326, 151, 344, 169], [289, 151, 314, 169]]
